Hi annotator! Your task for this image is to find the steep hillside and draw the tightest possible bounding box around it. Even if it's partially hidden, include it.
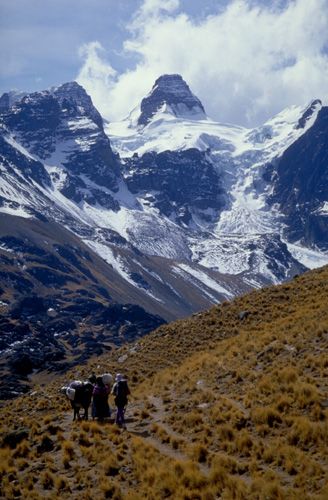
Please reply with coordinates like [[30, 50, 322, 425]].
[[1, 265, 327, 499]]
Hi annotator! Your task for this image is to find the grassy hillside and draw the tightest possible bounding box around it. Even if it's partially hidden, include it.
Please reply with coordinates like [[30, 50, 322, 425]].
[[1, 265, 327, 499]]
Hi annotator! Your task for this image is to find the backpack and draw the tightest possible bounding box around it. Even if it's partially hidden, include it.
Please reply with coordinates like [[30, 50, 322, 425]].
[[115, 380, 130, 398]]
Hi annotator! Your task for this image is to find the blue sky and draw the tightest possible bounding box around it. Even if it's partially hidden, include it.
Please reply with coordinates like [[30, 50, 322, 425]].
[[1, 0, 328, 127]]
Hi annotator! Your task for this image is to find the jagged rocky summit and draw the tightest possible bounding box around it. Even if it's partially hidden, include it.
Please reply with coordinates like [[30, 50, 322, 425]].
[[137, 74, 206, 126], [0, 74, 327, 398]]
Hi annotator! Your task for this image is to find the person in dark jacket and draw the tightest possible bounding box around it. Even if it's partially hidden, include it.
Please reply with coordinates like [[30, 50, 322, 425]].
[[92, 376, 111, 422], [111, 373, 130, 430]]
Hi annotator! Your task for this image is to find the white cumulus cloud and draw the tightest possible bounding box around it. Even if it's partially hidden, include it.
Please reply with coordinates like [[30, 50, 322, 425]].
[[76, 0, 328, 127], [77, 42, 117, 112]]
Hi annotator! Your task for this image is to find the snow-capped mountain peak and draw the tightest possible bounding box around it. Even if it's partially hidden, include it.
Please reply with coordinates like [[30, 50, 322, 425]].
[[136, 74, 207, 127], [295, 99, 322, 129], [49, 81, 104, 129]]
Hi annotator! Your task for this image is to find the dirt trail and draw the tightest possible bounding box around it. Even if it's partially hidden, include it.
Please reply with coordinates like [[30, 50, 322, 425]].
[[126, 395, 203, 465]]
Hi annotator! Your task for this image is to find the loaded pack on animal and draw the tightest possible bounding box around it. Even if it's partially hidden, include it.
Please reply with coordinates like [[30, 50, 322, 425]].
[[61, 377, 95, 421]]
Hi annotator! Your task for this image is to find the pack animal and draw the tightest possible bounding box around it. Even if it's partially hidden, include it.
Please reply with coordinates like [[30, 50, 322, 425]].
[[61, 381, 94, 421]]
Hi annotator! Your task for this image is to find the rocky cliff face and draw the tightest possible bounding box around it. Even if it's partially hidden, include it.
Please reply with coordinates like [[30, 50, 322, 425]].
[[267, 105, 328, 249], [124, 148, 225, 224]]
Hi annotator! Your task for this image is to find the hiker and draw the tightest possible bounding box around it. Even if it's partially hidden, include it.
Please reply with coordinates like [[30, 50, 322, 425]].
[[91, 375, 111, 422], [111, 373, 130, 430]]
